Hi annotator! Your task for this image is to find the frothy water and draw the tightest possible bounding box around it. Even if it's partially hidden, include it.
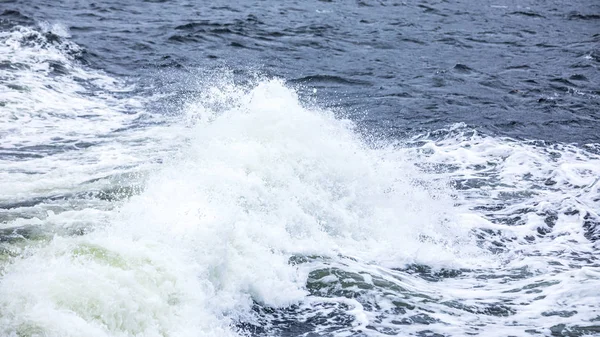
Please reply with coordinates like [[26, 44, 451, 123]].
[[0, 23, 180, 227], [0, 23, 135, 149], [1, 76, 481, 336], [1, 21, 600, 337]]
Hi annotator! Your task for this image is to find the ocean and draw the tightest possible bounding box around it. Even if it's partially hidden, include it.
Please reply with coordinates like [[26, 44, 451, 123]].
[[1, 0, 599, 336]]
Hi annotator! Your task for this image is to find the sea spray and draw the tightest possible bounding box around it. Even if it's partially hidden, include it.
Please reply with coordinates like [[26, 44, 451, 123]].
[[1, 79, 481, 336]]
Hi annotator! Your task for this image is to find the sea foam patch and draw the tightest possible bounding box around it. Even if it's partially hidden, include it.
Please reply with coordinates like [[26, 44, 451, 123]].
[[1, 78, 483, 336], [1, 63, 598, 335], [0, 23, 179, 215]]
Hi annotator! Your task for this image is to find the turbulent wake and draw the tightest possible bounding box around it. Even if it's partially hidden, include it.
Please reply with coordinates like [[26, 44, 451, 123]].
[[1, 21, 599, 337]]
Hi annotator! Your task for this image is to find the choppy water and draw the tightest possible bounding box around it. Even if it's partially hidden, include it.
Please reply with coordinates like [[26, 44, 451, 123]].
[[1, 1, 599, 336]]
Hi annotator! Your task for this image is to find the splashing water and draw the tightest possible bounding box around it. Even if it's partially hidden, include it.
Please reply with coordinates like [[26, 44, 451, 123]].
[[1, 25, 599, 337], [0, 76, 487, 336]]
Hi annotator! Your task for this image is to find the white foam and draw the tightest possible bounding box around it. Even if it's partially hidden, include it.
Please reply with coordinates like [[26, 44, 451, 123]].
[[395, 125, 600, 335], [0, 24, 181, 209], [1, 79, 484, 336], [2, 42, 598, 333], [0, 24, 132, 148]]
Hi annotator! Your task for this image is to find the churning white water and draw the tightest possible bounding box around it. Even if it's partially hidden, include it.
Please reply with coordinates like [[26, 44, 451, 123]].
[[1, 75, 481, 336], [1, 23, 599, 337]]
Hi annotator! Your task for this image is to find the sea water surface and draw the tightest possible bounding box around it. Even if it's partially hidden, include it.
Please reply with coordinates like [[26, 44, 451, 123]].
[[1, 0, 599, 336]]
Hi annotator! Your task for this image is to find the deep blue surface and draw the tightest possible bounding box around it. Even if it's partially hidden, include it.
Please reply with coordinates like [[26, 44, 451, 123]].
[[2, 0, 600, 142]]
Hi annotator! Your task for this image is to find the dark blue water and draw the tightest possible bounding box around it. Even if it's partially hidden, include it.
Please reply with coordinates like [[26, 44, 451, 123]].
[[3, 0, 599, 143]]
